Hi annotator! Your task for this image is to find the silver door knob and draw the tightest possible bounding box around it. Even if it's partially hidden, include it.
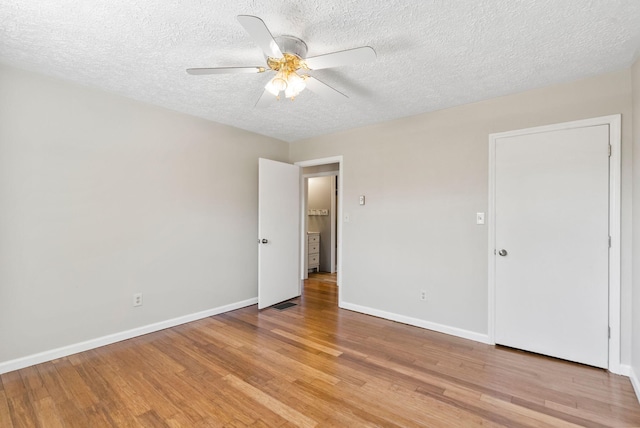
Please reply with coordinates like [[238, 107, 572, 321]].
[[261, 239, 268, 244], [498, 249, 508, 256]]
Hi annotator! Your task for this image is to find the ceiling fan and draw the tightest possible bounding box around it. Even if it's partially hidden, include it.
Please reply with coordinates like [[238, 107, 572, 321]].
[[187, 15, 376, 107]]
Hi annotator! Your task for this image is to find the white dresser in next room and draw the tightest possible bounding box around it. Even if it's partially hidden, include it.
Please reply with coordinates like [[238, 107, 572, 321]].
[[307, 232, 320, 272]]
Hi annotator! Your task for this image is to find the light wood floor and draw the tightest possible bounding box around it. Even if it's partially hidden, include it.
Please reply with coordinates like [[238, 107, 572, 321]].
[[2, 273, 640, 427]]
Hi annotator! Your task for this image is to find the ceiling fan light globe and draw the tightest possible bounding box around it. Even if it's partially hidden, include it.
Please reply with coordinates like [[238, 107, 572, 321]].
[[273, 78, 287, 92], [285, 85, 297, 99], [264, 80, 280, 96], [289, 74, 306, 93]]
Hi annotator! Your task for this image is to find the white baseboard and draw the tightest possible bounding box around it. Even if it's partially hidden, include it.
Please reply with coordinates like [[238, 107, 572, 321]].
[[339, 301, 491, 345], [629, 366, 640, 404], [0, 297, 258, 375], [618, 364, 631, 376]]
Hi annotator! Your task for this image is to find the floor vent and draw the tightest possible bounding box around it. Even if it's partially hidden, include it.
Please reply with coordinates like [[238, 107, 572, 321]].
[[272, 302, 297, 310]]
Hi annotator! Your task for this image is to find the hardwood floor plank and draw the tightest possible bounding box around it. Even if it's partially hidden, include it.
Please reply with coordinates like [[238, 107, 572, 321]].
[[0, 383, 15, 428], [259, 378, 377, 427], [293, 377, 428, 427], [274, 345, 368, 387], [35, 362, 92, 427], [161, 371, 246, 426], [2, 370, 41, 428], [32, 397, 65, 428], [50, 358, 99, 410], [481, 394, 586, 427], [223, 374, 317, 428], [137, 409, 171, 427], [270, 329, 342, 357]]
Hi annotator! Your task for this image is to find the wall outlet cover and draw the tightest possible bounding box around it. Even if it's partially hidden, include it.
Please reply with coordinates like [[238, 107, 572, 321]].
[[133, 293, 143, 307]]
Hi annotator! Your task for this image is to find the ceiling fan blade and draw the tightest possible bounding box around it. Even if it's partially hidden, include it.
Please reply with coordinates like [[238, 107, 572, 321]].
[[255, 90, 276, 108], [186, 67, 265, 75], [304, 76, 348, 102], [304, 46, 376, 70], [237, 15, 283, 59]]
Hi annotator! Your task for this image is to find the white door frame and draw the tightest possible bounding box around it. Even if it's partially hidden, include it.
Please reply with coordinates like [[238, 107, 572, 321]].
[[330, 175, 337, 274], [487, 114, 622, 374], [295, 156, 344, 305]]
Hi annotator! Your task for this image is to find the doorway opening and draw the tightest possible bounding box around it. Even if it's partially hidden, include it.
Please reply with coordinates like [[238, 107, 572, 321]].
[[295, 156, 343, 307]]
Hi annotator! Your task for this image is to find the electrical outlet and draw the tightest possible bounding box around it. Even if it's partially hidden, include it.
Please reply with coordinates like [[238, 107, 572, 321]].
[[420, 290, 427, 301], [133, 293, 143, 307]]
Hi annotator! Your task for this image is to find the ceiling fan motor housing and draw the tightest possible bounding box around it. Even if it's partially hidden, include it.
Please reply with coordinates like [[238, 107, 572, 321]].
[[272, 35, 308, 59]]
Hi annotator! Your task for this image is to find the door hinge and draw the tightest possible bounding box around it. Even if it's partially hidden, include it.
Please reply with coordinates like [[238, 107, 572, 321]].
[[494, 249, 496, 255], [608, 236, 612, 248], [608, 144, 612, 157], [608, 326, 611, 338]]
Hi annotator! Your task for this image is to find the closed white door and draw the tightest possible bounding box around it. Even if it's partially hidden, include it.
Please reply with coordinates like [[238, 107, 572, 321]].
[[258, 158, 300, 309], [494, 125, 610, 368]]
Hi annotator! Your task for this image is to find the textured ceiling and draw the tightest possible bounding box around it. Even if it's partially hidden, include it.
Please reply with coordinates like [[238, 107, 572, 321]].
[[2, 1, 640, 142]]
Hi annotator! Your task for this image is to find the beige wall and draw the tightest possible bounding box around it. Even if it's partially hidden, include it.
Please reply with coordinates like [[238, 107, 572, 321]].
[[290, 69, 634, 362], [1, 61, 637, 375], [0, 64, 288, 364], [632, 58, 640, 383]]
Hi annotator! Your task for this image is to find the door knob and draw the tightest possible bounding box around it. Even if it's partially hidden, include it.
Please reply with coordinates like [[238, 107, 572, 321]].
[[261, 239, 268, 244], [498, 249, 508, 256]]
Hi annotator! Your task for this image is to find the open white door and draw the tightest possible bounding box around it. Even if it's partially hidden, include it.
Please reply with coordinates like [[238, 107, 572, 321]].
[[258, 158, 300, 309]]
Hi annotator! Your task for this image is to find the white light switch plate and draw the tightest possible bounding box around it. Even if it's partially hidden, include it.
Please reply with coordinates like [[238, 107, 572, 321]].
[[476, 212, 485, 225]]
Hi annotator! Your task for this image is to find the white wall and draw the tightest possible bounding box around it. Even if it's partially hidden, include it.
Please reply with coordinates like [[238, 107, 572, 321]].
[[631, 57, 640, 395], [290, 70, 634, 359], [0, 64, 288, 365]]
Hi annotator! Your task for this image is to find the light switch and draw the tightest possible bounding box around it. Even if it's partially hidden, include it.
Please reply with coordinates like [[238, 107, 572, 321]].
[[359, 195, 365, 205], [476, 212, 485, 225]]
